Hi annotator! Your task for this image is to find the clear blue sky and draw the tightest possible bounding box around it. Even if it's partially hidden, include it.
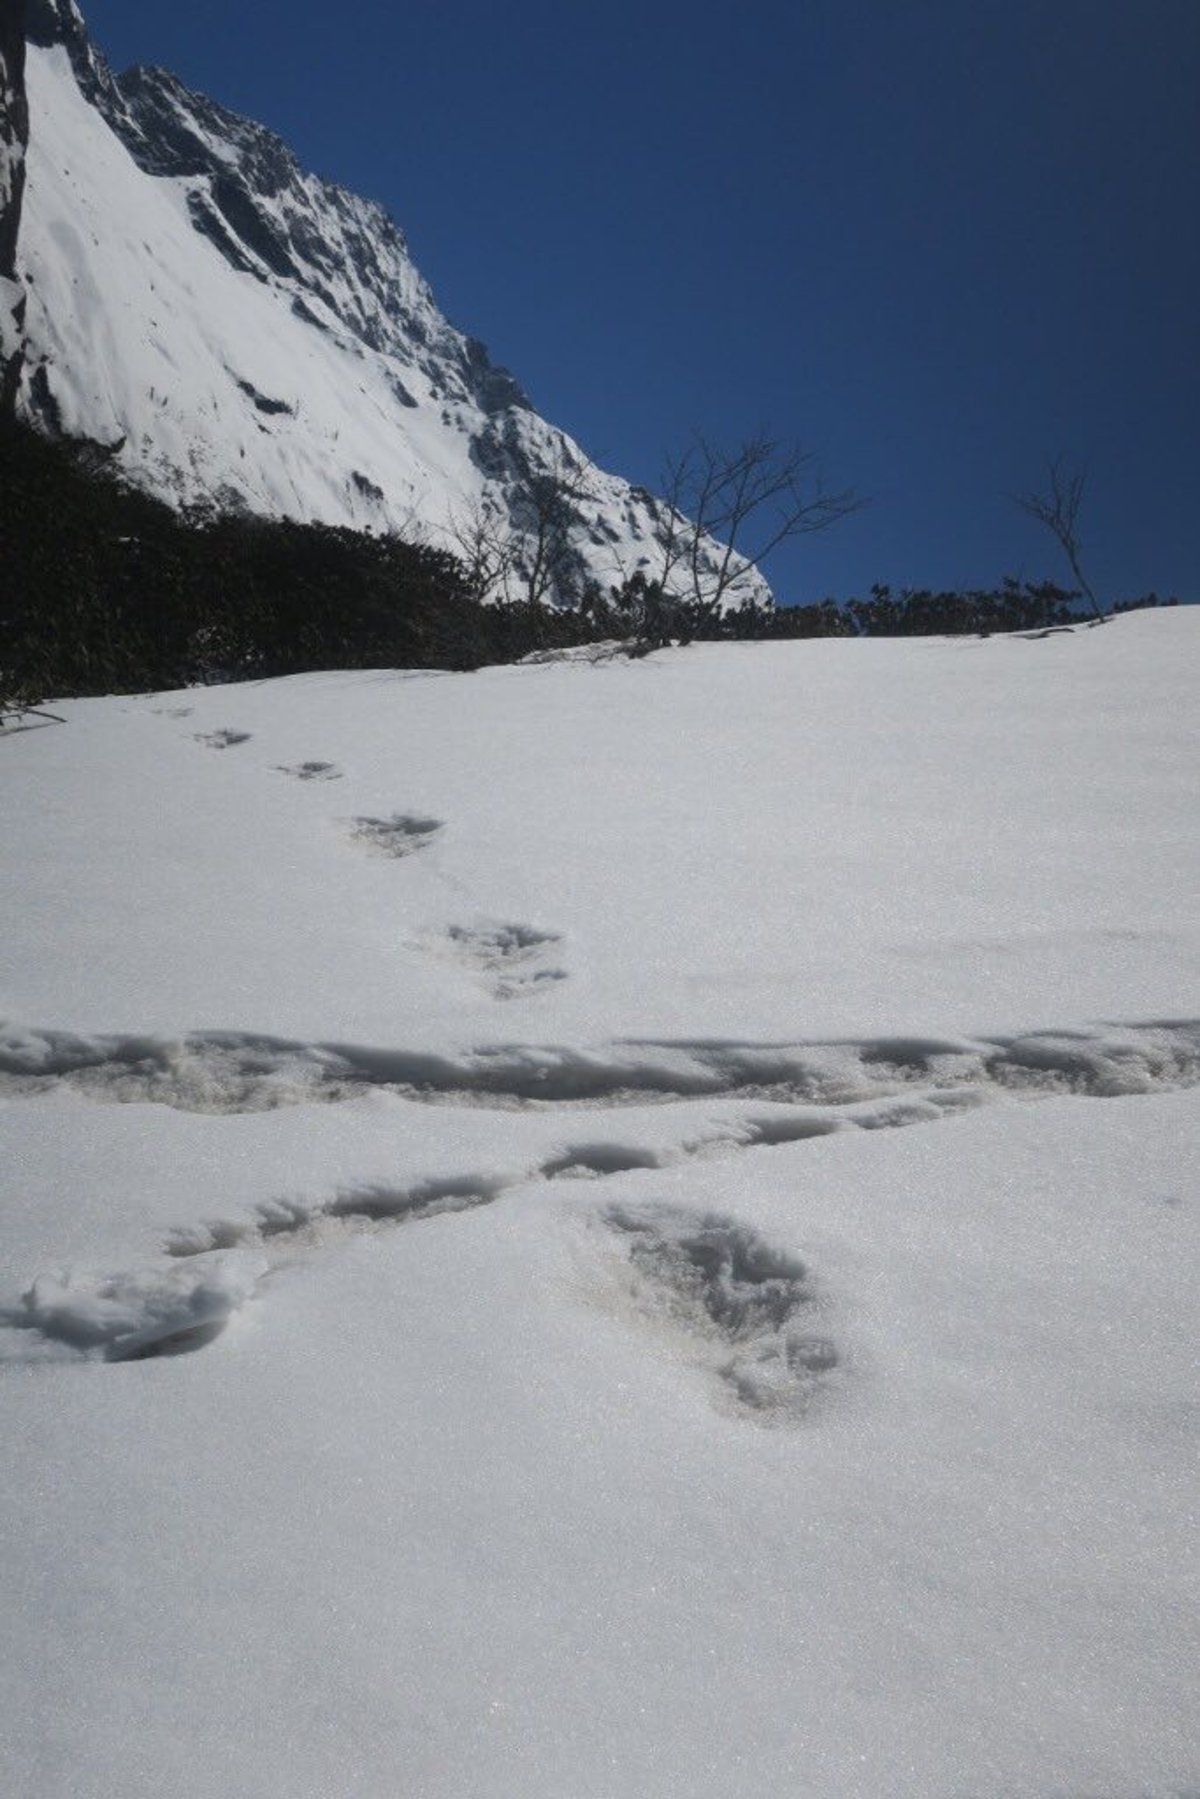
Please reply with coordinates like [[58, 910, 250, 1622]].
[[80, 0, 1199, 605]]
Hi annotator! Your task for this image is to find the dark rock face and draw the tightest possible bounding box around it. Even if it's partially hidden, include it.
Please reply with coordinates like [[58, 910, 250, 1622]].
[[26, 0, 119, 114], [0, 0, 28, 410], [79, 53, 532, 423], [22, 0, 532, 427], [13, 0, 770, 606], [16, 0, 548, 525], [0, 0, 27, 274]]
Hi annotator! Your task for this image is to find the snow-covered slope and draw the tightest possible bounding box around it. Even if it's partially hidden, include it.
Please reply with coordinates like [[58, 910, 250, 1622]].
[[13, 0, 769, 606], [2, 614, 1199, 1797]]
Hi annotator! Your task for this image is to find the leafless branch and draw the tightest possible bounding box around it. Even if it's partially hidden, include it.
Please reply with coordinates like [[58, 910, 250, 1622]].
[[1014, 460, 1105, 621], [445, 500, 516, 604], [513, 443, 591, 607], [657, 432, 862, 614]]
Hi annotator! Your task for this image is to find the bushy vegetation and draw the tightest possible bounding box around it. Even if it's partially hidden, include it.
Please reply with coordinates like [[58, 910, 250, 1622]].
[[0, 421, 1180, 716], [593, 572, 1174, 646], [0, 420, 601, 712], [841, 580, 1174, 636]]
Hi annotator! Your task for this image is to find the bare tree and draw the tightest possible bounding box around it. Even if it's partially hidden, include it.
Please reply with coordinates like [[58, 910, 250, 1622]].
[[445, 499, 517, 604], [446, 446, 594, 610], [653, 433, 861, 617], [513, 444, 592, 607], [1014, 460, 1105, 622]]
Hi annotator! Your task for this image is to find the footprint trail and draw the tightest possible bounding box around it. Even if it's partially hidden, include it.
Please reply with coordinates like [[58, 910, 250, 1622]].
[[5, 1015, 1197, 1384], [3, 1020, 1197, 1114]]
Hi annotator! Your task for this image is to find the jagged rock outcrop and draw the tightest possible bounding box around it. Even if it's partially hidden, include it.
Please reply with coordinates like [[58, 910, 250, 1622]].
[[13, 0, 769, 607], [0, 0, 28, 412]]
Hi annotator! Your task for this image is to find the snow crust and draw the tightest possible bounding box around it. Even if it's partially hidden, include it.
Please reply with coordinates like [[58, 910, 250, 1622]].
[[2, 613, 1198, 1797], [15, 1247, 265, 1359]]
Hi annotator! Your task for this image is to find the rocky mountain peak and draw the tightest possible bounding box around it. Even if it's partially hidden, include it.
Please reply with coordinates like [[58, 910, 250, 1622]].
[[12, 0, 769, 609]]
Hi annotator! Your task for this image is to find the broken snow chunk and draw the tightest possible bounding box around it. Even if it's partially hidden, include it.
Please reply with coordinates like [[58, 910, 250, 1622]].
[[19, 1250, 267, 1360]]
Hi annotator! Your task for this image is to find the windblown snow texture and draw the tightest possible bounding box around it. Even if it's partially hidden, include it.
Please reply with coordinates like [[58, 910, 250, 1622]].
[[13, 0, 769, 606]]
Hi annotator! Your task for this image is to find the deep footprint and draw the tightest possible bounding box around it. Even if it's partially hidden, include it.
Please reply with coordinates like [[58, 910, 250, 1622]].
[[165, 1173, 506, 1258], [542, 1143, 664, 1180], [606, 1203, 838, 1415], [275, 761, 343, 781], [438, 922, 567, 1000], [4, 1020, 1197, 1113], [350, 813, 443, 856], [194, 728, 251, 749]]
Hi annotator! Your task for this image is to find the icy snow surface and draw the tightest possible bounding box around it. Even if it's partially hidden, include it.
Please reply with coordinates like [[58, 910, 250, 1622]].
[[2, 614, 1198, 1797]]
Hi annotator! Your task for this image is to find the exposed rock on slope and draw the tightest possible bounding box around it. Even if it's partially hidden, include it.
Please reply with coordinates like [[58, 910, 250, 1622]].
[[0, 0, 28, 411], [14, 0, 769, 606]]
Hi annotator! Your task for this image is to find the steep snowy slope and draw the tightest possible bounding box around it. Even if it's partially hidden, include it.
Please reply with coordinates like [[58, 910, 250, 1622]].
[[13, 0, 769, 605]]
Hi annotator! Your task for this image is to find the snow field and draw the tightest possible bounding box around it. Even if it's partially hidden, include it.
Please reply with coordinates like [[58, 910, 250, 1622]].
[[1, 1088, 1197, 1795], [2, 618, 1198, 1046], [1, 612, 1198, 1796]]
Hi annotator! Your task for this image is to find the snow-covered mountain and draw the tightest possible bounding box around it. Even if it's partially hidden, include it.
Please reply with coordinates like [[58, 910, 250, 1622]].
[[6, 0, 770, 607]]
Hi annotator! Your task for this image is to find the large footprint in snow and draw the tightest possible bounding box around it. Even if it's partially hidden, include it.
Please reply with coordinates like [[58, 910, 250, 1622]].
[[3, 1249, 266, 1362], [430, 921, 567, 1000], [606, 1203, 838, 1415], [275, 760, 344, 782], [349, 813, 444, 857], [193, 728, 251, 749]]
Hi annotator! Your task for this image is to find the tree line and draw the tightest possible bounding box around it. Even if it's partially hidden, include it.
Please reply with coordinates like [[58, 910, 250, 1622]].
[[0, 419, 1179, 718], [585, 572, 1171, 648], [0, 418, 604, 714]]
